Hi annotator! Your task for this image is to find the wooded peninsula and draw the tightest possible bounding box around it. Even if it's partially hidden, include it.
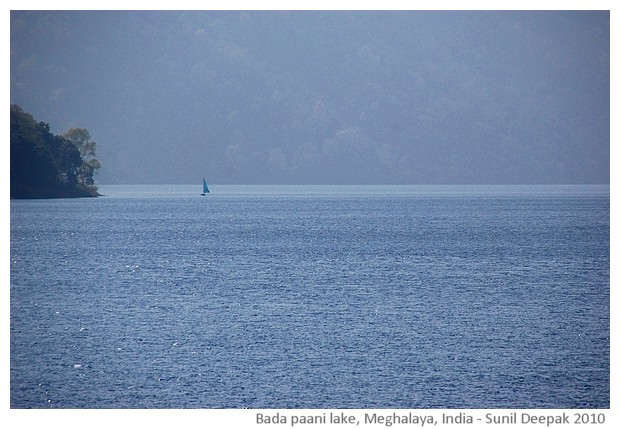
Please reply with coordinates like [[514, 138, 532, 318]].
[[10, 104, 101, 199]]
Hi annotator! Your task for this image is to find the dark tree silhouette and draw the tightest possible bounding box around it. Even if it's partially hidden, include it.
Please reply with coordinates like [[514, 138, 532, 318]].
[[10, 104, 101, 198]]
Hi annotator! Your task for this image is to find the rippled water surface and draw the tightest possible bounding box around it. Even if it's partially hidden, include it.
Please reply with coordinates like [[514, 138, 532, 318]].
[[10, 185, 609, 408]]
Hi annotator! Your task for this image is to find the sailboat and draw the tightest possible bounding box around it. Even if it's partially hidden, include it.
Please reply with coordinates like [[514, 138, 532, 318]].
[[201, 178, 210, 196]]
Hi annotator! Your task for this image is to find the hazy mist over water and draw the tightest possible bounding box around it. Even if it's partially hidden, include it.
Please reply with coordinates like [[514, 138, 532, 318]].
[[10, 10, 609, 185], [8, 6, 612, 418]]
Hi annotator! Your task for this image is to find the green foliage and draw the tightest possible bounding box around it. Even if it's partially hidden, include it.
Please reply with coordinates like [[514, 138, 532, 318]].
[[62, 128, 101, 186], [10, 104, 101, 198]]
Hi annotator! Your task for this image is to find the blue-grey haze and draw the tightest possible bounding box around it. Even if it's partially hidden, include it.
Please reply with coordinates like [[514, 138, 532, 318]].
[[10, 11, 609, 185], [10, 185, 609, 408]]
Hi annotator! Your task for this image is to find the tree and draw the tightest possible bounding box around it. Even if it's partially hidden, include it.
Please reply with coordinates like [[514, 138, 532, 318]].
[[56, 137, 83, 186], [10, 104, 101, 198], [62, 128, 101, 187]]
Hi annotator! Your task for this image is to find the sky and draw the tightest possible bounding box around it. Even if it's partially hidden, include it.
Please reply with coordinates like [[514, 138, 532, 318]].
[[9, 8, 610, 185]]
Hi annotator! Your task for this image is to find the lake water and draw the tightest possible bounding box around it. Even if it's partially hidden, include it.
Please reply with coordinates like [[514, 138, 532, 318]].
[[10, 185, 610, 409]]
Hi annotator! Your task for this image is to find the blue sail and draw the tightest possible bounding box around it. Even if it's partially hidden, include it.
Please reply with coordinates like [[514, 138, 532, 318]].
[[202, 178, 210, 194]]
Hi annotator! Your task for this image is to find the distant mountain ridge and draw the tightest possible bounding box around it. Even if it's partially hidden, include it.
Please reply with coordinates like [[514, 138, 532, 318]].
[[10, 11, 609, 185]]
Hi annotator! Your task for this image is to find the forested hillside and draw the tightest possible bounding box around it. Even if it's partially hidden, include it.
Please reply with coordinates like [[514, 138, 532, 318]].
[[11, 104, 101, 198], [10, 11, 609, 184]]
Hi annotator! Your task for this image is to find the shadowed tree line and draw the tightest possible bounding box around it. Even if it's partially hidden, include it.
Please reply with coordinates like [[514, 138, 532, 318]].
[[10, 104, 101, 198]]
